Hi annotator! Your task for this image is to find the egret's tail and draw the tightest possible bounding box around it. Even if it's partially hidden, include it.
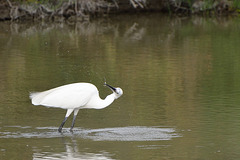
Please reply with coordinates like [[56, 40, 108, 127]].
[[29, 91, 49, 105], [29, 92, 40, 105], [29, 92, 37, 99]]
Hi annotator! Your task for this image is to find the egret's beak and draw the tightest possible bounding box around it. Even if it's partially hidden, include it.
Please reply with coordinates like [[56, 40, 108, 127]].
[[104, 82, 116, 92]]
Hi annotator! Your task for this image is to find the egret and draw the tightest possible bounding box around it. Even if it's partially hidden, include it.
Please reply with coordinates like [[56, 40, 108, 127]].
[[29, 82, 123, 132]]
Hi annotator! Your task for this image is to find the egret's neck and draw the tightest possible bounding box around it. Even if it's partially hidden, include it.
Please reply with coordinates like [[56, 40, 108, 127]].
[[96, 93, 115, 109]]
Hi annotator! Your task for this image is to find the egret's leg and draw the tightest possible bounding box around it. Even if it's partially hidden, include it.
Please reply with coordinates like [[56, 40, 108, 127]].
[[58, 109, 74, 132], [70, 109, 80, 132], [58, 117, 68, 132]]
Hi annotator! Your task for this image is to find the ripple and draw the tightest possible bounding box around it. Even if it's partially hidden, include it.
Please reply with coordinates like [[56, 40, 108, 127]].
[[80, 126, 180, 141], [0, 126, 181, 141]]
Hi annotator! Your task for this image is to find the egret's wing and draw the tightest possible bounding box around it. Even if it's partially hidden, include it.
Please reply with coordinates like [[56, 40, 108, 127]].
[[30, 86, 93, 109]]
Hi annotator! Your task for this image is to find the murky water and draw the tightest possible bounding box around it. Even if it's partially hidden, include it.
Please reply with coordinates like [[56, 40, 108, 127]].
[[1, 14, 240, 159]]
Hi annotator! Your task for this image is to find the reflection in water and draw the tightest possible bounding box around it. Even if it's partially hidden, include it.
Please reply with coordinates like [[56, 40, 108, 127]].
[[33, 145, 113, 160], [33, 138, 114, 160], [1, 125, 180, 159]]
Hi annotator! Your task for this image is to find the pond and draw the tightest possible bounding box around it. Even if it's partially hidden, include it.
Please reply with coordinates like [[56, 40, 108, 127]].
[[1, 14, 240, 159]]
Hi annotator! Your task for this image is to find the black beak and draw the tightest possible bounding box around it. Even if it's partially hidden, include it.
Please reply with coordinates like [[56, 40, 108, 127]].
[[104, 82, 116, 92]]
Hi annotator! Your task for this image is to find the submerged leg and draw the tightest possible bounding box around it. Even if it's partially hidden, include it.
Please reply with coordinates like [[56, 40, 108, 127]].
[[58, 117, 68, 132], [58, 109, 74, 132], [70, 109, 80, 132]]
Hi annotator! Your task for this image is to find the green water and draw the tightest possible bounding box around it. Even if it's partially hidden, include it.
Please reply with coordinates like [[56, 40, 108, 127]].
[[1, 15, 240, 160]]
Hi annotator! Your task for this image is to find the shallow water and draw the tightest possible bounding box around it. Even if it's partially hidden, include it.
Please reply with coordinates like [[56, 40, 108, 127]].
[[0, 126, 179, 141], [1, 15, 240, 159]]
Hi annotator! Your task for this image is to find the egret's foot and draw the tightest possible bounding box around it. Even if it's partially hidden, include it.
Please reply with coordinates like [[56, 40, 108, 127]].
[[58, 117, 68, 133], [70, 115, 76, 133], [58, 127, 63, 133]]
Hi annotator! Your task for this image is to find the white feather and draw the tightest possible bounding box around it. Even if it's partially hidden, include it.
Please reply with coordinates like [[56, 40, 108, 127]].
[[30, 83, 96, 109], [29, 82, 123, 132]]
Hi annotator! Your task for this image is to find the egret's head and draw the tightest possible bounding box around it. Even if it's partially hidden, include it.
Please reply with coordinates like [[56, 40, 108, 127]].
[[104, 83, 123, 99]]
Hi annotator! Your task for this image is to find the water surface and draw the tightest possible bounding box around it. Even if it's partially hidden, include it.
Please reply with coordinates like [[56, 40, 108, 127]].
[[1, 15, 240, 159]]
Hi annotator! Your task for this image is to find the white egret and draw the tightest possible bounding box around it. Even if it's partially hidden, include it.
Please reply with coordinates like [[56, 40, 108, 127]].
[[29, 82, 123, 132]]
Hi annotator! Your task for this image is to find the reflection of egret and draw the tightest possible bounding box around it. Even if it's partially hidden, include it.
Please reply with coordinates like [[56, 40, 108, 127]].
[[30, 82, 123, 132], [33, 140, 114, 160]]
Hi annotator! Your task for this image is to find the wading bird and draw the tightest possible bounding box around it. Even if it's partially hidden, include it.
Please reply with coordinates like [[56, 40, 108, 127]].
[[30, 82, 123, 132]]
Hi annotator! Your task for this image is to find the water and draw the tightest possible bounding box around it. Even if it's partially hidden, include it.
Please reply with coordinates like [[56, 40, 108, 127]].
[[0, 126, 179, 141], [1, 15, 240, 159]]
